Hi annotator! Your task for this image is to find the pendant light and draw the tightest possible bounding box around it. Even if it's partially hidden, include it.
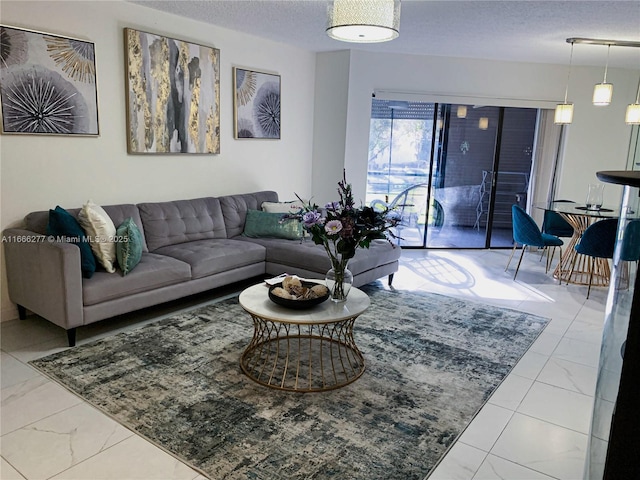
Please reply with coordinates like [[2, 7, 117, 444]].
[[555, 41, 575, 125], [593, 45, 613, 106], [326, 0, 401, 43], [626, 77, 640, 125]]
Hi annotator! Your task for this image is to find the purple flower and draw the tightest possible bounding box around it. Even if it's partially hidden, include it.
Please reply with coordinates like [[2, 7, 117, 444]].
[[302, 211, 321, 226], [325, 220, 343, 235], [325, 201, 340, 211]]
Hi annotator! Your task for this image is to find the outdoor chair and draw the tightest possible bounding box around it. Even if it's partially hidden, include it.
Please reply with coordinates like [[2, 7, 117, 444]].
[[506, 204, 563, 280], [371, 183, 444, 242]]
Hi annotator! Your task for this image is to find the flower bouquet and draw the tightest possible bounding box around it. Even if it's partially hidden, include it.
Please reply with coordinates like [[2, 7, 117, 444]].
[[286, 171, 399, 302]]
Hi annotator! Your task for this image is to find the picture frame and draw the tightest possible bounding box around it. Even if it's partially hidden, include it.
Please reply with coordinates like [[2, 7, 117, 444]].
[[0, 25, 99, 136], [124, 28, 220, 154], [233, 67, 281, 139]]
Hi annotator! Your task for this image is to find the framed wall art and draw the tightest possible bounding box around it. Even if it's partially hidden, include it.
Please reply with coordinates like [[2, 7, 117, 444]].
[[0, 25, 99, 135], [233, 67, 281, 139], [124, 28, 220, 154]]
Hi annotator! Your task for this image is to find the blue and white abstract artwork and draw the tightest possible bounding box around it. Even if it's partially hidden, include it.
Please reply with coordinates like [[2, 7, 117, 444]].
[[234, 68, 280, 139]]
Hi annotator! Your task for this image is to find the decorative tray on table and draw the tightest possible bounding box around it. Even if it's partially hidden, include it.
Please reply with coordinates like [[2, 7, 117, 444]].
[[268, 276, 330, 310]]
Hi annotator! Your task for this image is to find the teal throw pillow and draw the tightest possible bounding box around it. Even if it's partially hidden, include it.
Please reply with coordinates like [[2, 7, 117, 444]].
[[242, 209, 303, 240], [46, 206, 96, 278], [116, 218, 143, 275]]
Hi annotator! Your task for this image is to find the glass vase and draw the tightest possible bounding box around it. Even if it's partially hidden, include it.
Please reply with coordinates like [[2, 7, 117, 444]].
[[325, 264, 353, 303], [585, 183, 604, 211]]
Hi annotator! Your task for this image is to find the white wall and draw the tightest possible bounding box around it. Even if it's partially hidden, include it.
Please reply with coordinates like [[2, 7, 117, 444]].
[[0, 0, 316, 320], [312, 50, 351, 205], [312, 49, 638, 206]]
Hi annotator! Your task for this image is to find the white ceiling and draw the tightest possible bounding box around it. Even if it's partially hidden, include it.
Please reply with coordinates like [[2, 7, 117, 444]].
[[129, 0, 640, 69]]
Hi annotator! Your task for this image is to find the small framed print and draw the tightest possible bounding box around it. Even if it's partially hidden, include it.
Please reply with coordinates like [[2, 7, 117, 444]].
[[233, 67, 280, 139], [0, 25, 99, 135]]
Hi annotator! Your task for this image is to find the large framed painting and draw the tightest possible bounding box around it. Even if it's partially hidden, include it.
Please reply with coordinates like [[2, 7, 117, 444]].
[[233, 67, 281, 139], [124, 28, 220, 154], [0, 25, 99, 136]]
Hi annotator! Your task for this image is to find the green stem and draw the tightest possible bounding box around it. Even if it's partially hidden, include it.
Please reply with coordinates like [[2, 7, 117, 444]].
[[324, 240, 350, 300]]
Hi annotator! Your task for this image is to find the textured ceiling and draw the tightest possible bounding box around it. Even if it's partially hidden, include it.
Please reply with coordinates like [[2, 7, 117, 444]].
[[129, 0, 640, 69]]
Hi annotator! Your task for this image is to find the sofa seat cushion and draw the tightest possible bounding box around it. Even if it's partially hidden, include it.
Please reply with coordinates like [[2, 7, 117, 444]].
[[83, 253, 191, 306], [236, 237, 400, 276], [154, 238, 266, 279]]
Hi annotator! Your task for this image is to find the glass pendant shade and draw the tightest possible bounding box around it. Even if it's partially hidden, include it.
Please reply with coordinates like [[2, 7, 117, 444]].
[[478, 117, 489, 130], [554, 103, 574, 125], [625, 104, 640, 125], [593, 45, 613, 106], [326, 0, 400, 43], [456, 105, 467, 118], [593, 83, 613, 106], [626, 78, 640, 125]]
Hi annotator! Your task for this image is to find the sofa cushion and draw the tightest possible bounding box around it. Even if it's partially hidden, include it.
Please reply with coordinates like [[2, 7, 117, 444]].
[[82, 253, 192, 306], [219, 191, 279, 238], [26, 204, 149, 253], [242, 209, 303, 240], [46, 206, 97, 278], [154, 238, 266, 280], [138, 197, 227, 252], [237, 237, 401, 276], [78, 200, 117, 273], [102, 205, 149, 253], [262, 200, 305, 214], [116, 218, 143, 275]]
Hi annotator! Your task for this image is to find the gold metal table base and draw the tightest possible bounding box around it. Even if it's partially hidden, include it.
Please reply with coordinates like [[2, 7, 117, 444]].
[[240, 315, 365, 392], [553, 212, 611, 286]]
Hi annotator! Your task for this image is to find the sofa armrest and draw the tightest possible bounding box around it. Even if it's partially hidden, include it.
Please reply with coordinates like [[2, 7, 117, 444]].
[[3, 228, 83, 329]]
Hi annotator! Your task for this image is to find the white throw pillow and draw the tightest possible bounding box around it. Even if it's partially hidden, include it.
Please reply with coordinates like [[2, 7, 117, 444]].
[[78, 200, 117, 273], [261, 200, 305, 214]]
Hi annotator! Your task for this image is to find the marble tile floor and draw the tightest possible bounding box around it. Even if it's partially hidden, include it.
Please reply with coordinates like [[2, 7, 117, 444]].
[[0, 248, 607, 480]]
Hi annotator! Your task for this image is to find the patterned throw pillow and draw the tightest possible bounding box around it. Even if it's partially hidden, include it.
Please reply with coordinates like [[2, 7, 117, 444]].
[[242, 209, 303, 240], [46, 206, 96, 278], [116, 218, 143, 275], [78, 200, 117, 273], [261, 200, 305, 214]]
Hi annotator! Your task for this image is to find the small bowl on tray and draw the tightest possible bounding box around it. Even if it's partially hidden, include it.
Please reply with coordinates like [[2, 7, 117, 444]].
[[268, 280, 330, 310]]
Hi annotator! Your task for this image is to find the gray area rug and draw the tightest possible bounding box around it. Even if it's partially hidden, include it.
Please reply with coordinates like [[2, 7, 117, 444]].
[[30, 284, 548, 480]]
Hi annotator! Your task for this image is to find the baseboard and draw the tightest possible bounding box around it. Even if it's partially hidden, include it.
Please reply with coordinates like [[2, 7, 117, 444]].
[[1, 304, 19, 322]]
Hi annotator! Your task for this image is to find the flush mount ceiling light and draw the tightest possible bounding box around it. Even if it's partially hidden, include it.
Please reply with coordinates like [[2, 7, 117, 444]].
[[555, 41, 575, 125], [326, 0, 401, 43], [593, 45, 613, 106]]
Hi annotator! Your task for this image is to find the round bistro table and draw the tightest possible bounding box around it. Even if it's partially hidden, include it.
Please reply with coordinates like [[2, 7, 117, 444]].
[[239, 282, 370, 392], [542, 201, 620, 286]]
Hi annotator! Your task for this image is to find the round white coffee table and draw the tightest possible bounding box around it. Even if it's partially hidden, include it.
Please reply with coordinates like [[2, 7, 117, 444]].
[[239, 282, 370, 392]]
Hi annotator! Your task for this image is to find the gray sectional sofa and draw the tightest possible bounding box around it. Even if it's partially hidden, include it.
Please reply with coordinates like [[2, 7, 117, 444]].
[[3, 191, 401, 346]]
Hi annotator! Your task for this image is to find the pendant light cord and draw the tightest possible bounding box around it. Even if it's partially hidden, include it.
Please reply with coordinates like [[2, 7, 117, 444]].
[[564, 42, 575, 104], [603, 45, 610, 83]]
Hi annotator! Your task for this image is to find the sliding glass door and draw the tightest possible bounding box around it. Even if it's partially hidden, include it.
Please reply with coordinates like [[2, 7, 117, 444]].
[[367, 99, 538, 249]]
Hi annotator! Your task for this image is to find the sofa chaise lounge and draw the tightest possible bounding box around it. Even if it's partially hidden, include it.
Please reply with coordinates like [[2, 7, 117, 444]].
[[3, 191, 401, 346]]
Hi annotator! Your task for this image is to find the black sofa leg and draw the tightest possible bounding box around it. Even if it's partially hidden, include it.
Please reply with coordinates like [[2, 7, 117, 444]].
[[17, 305, 27, 320], [67, 328, 77, 347], [388, 273, 394, 286]]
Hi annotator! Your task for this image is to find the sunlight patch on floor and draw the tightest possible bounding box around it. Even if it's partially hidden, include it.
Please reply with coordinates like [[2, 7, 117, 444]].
[[398, 250, 557, 304]]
